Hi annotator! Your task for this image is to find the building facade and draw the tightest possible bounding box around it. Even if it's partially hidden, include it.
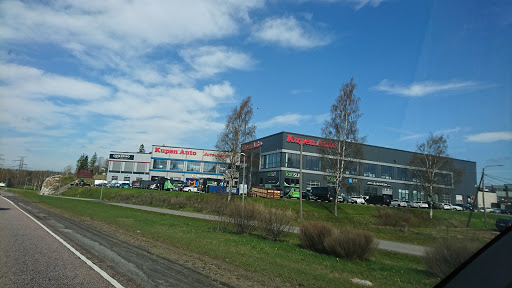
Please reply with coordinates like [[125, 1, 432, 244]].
[[107, 152, 151, 182], [241, 132, 477, 204], [149, 145, 230, 185]]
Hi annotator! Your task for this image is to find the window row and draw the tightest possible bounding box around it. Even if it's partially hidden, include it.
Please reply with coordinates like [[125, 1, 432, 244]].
[[152, 159, 228, 174], [109, 161, 149, 174]]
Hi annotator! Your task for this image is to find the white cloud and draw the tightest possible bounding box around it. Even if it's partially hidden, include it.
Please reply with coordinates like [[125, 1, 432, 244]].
[[0, 0, 265, 53], [180, 46, 255, 79], [257, 113, 312, 128], [465, 131, 512, 143], [304, 0, 386, 10], [252, 16, 331, 49], [374, 80, 484, 97]]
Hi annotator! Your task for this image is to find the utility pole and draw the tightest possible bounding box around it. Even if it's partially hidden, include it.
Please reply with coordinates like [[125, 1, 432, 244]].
[[299, 141, 303, 220]]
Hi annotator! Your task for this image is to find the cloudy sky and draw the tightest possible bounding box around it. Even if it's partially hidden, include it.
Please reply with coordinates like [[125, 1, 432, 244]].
[[0, 0, 511, 183]]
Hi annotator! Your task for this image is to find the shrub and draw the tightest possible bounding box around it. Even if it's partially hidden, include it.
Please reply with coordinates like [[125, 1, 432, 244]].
[[424, 239, 481, 278], [299, 221, 336, 254], [256, 207, 294, 241], [324, 229, 376, 260], [226, 201, 258, 234]]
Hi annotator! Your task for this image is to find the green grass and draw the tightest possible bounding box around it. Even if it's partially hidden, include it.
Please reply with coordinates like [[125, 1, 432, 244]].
[[14, 190, 439, 287], [60, 187, 504, 246]]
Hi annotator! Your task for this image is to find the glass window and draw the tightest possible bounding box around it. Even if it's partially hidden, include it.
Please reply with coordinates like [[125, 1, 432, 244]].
[[187, 162, 201, 172], [285, 153, 300, 169], [153, 159, 167, 170], [203, 162, 217, 173], [307, 180, 320, 191], [219, 163, 229, 174], [380, 165, 393, 179], [135, 163, 147, 173], [344, 161, 359, 175], [110, 161, 121, 172], [170, 160, 184, 171], [396, 167, 409, 181], [364, 186, 378, 196], [398, 189, 409, 201], [123, 177, 130, 181], [304, 155, 321, 171], [122, 162, 134, 173], [111, 176, 118, 181], [435, 172, 452, 186], [261, 153, 281, 169], [363, 163, 377, 178]]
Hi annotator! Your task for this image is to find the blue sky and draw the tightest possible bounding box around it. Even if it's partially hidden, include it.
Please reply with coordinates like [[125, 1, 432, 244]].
[[0, 0, 511, 184]]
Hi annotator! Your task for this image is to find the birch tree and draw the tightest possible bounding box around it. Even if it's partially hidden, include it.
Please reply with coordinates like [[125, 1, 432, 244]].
[[321, 78, 364, 217], [409, 133, 450, 219], [215, 96, 256, 202]]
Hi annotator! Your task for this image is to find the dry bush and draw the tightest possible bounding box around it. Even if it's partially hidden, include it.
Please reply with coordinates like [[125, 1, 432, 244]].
[[299, 221, 336, 254], [324, 229, 376, 260], [424, 239, 481, 278], [374, 207, 414, 228], [226, 201, 258, 234], [256, 207, 294, 241]]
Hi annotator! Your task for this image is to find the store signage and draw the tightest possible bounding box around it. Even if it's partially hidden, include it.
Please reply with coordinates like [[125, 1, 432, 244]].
[[367, 181, 391, 187], [154, 147, 197, 156], [110, 154, 134, 160], [267, 171, 276, 177], [241, 141, 263, 151], [203, 152, 230, 158], [286, 134, 337, 149], [286, 171, 300, 178]]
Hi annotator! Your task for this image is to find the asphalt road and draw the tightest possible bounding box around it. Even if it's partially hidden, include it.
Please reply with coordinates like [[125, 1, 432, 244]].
[[0, 192, 229, 288]]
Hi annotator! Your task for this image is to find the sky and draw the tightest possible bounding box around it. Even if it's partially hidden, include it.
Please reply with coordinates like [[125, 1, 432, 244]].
[[0, 0, 511, 184]]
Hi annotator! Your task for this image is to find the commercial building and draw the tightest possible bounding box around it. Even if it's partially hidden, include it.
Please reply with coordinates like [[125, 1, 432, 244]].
[[107, 152, 151, 182], [241, 132, 477, 205], [149, 145, 230, 186], [107, 146, 232, 186]]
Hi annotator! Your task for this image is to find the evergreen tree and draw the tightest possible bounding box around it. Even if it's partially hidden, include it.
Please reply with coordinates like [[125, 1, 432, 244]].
[[89, 152, 98, 174]]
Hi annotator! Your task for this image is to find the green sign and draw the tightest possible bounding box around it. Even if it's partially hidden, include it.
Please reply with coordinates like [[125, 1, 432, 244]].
[[285, 171, 300, 178]]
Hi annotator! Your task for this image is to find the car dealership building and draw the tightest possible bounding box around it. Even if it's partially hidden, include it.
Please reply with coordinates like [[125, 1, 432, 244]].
[[107, 145, 230, 186], [240, 132, 477, 204], [107, 131, 477, 204]]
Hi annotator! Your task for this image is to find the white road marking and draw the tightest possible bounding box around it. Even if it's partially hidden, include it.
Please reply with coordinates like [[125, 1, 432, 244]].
[[2, 196, 125, 288]]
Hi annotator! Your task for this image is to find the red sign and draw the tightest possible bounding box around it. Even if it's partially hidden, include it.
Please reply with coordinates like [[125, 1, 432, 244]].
[[203, 152, 230, 158], [154, 147, 197, 155], [77, 169, 93, 178], [241, 141, 263, 151], [286, 134, 337, 149]]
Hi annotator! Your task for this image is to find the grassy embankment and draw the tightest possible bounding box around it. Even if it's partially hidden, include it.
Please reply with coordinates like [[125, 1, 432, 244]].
[[59, 186, 504, 246], [10, 189, 441, 288]]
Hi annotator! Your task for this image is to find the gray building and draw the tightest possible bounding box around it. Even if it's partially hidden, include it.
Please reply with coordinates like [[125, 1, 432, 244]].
[[242, 132, 477, 204], [107, 151, 151, 183]]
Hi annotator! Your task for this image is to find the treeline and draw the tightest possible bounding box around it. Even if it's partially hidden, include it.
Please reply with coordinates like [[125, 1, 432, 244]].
[[74, 152, 107, 175], [0, 168, 60, 189]]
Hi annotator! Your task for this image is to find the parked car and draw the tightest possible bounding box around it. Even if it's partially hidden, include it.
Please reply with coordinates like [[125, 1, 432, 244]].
[[501, 209, 512, 215], [311, 187, 336, 202], [182, 186, 198, 192], [451, 204, 463, 211], [432, 202, 444, 210], [302, 191, 317, 201], [350, 196, 366, 204], [415, 201, 429, 209], [339, 195, 356, 203], [365, 195, 392, 206], [390, 199, 407, 207], [490, 208, 502, 214], [478, 207, 493, 213], [407, 201, 419, 208], [495, 218, 512, 232]]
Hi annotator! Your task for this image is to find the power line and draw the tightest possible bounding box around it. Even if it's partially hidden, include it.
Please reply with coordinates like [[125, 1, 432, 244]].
[[485, 174, 512, 184]]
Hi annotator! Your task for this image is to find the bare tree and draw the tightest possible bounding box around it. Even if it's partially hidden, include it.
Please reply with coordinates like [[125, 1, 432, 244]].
[[321, 78, 364, 217], [409, 132, 451, 219], [215, 96, 256, 202]]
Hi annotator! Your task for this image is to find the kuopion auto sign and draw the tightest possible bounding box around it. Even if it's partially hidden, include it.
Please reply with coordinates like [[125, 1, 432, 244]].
[[109, 154, 134, 160], [286, 134, 337, 149]]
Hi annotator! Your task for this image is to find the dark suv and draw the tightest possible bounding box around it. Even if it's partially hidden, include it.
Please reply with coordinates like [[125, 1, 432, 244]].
[[365, 195, 392, 206]]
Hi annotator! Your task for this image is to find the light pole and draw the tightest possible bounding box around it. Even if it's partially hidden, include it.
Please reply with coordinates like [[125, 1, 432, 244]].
[[100, 168, 106, 201], [241, 152, 246, 206], [481, 164, 503, 228]]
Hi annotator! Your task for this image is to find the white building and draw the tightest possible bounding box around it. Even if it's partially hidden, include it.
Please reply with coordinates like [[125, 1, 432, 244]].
[[107, 152, 151, 183]]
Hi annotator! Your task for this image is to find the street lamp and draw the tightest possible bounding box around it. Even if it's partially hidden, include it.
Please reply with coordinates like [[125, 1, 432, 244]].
[[481, 164, 503, 228], [241, 152, 246, 206]]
